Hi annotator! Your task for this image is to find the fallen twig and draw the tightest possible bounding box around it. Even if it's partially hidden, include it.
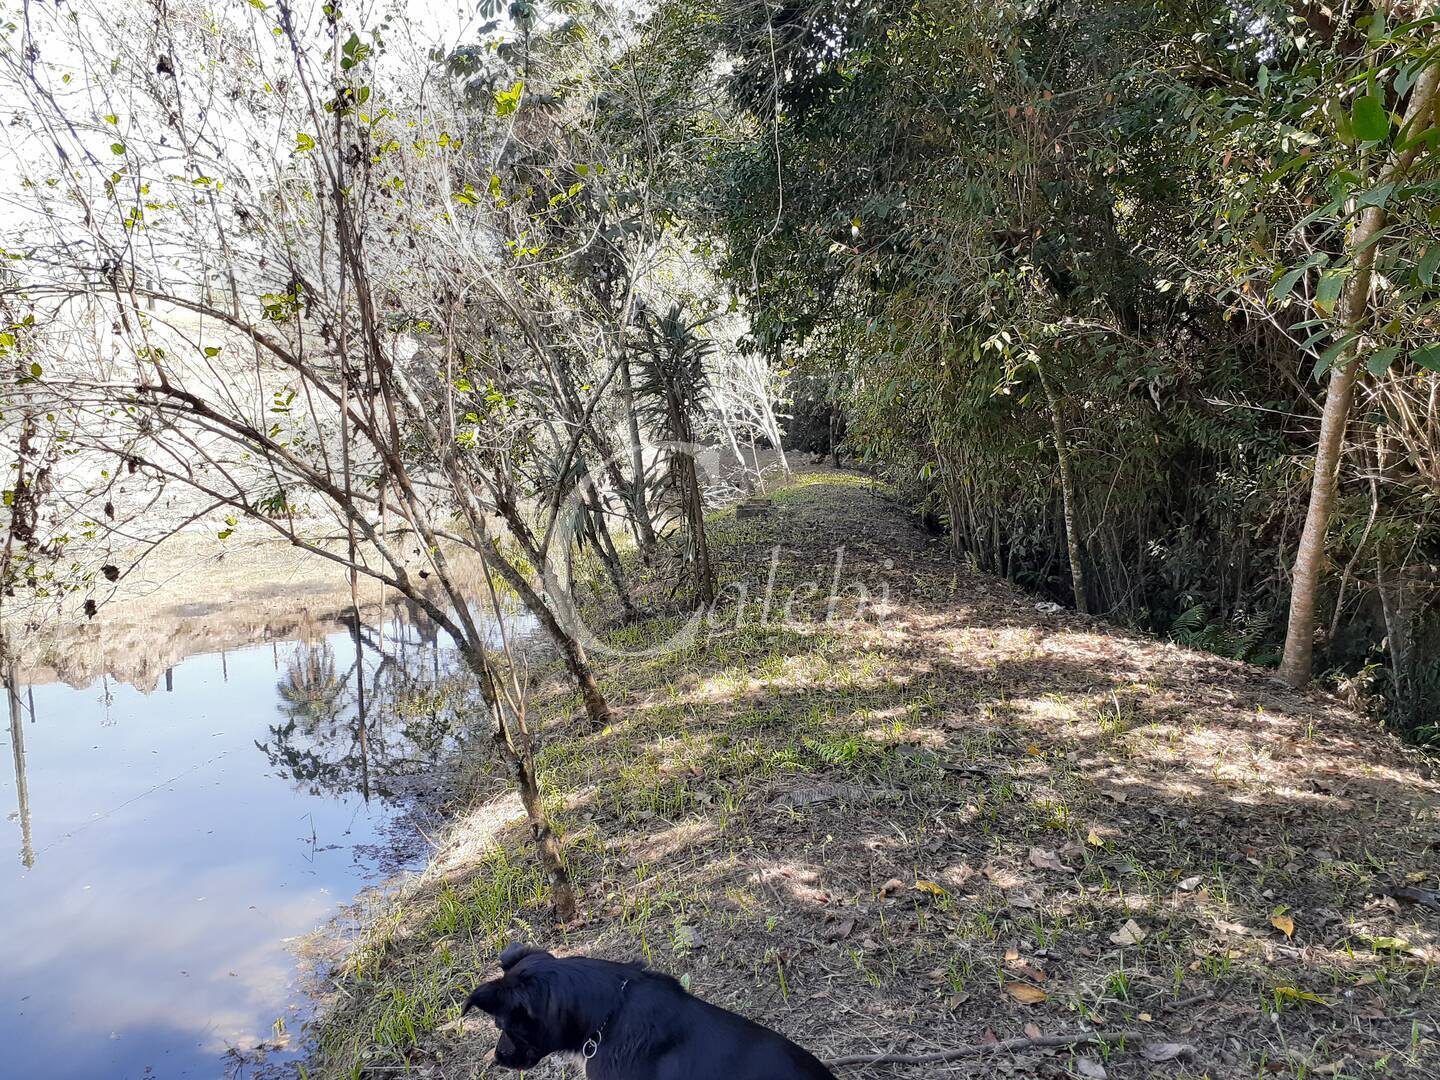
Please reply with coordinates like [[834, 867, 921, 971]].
[[1160, 991, 1216, 1014], [827, 1029, 1142, 1068]]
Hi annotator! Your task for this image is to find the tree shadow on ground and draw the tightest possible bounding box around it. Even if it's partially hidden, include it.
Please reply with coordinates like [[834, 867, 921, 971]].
[[313, 469, 1440, 1080]]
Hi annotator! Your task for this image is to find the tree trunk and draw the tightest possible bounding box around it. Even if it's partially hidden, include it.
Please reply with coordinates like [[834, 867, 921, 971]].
[[1037, 364, 1089, 615], [1375, 556, 1416, 728], [510, 749, 578, 923], [5, 659, 34, 869], [1278, 60, 1440, 686], [584, 485, 640, 623], [667, 392, 715, 606], [684, 450, 716, 606], [493, 548, 614, 729], [461, 643, 577, 923], [618, 353, 659, 560], [488, 489, 614, 728], [721, 410, 755, 496]]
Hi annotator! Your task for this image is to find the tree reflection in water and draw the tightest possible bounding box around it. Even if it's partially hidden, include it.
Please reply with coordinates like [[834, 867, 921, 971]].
[[257, 608, 486, 803]]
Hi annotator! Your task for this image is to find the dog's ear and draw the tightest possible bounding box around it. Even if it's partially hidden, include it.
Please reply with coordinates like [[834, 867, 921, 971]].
[[462, 979, 506, 1016], [498, 943, 549, 971]]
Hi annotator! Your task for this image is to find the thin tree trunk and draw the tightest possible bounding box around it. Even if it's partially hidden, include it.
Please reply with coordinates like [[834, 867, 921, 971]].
[[510, 750, 578, 922], [5, 660, 33, 869], [618, 353, 659, 560], [584, 485, 640, 622], [1037, 364, 1089, 614], [721, 409, 755, 496], [1278, 359, 1362, 684], [1375, 556, 1415, 727], [766, 403, 791, 477], [486, 525, 614, 729], [666, 392, 715, 606], [685, 451, 716, 605], [480, 485, 615, 729], [1278, 61, 1439, 686], [461, 642, 577, 922]]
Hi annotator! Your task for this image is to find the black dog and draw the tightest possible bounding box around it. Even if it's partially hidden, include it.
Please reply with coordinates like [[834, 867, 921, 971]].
[[463, 944, 837, 1078]]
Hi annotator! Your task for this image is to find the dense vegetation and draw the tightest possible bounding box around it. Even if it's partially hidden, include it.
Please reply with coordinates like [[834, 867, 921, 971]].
[[694, 0, 1440, 736]]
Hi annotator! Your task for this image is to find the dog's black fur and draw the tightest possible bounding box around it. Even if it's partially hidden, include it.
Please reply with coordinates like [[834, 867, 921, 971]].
[[463, 944, 837, 1079]]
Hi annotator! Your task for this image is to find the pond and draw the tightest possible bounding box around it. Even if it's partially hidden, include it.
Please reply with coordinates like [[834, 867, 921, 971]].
[[0, 604, 534, 1079]]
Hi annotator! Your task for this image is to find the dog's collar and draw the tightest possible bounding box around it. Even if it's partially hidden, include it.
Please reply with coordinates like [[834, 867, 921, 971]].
[[581, 977, 630, 1060]]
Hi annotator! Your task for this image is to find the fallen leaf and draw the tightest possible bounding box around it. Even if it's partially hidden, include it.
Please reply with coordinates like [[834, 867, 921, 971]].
[[1137, 1011, 1152, 1022], [983, 866, 1024, 889], [979, 1029, 999, 1046], [1178, 875, 1203, 891], [914, 879, 949, 898], [1029, 847, 1072, 873], [1086, 828, 1105, 847], [1023, 1022, 1043, 1039], [1365, 935, 1410, 954], [1025, 743, 1042, 756], [1006, 959, 1048, 982], [1274, 986, 1330, 1007], [1271, 913, 1295, 939], [1110, 919, 1146, 946], [880, 878, 905, 897], [941, 862, 978, 890], [1004, 982, 1048, 1005], [1142, 1042, 1196, 1063], [1076, 1057, 1107, 1080], [822, 918, 855, 942]]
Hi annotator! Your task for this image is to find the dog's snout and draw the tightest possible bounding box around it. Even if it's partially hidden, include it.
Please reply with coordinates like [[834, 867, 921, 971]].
[[494, 1030, 542, 1070]]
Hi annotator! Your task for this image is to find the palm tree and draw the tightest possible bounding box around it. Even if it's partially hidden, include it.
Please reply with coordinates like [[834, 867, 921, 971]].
[[633, 305, 717, 607]]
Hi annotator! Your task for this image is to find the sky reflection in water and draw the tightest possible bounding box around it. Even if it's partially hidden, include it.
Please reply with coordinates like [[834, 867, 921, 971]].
[[0, 616, 483, 1079]]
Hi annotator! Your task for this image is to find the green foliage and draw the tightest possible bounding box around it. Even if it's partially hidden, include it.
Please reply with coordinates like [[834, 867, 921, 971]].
[[633, 304, 714, 441], [676, 0, 1440, 736]]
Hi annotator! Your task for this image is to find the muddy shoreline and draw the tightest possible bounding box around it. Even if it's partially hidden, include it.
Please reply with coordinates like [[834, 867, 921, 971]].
[[8, 532, 498, 692]]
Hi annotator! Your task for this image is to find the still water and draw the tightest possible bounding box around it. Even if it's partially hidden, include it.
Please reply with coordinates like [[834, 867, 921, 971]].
[[0, 609, 520, 1078]]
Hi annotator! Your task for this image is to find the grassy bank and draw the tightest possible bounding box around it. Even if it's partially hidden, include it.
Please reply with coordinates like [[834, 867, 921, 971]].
[[307, 470, 1439, 1079]]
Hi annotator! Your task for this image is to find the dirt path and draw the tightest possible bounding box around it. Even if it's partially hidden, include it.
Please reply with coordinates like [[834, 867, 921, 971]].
[[311, 469, 1439, 1079]]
